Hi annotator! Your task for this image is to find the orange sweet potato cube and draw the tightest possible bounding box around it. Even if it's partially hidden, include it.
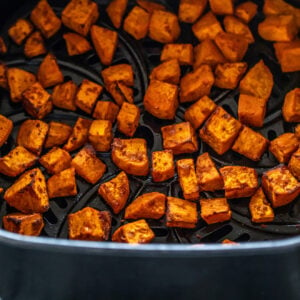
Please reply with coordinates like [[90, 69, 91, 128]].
[[3, 213, 44, 236], [45, 121, 72, 149], [209, 0, 234, 15], [111, 138, 149, 176], [262, 166, 300, 208], [30, 0, 61, 38], [68, 207, 111, 241], [71, 145, 106, 184], [0, 114, 13, 147], [179, 0, 207, 23], [106, 0, 128, 29], [161, 44, 193, 65], [289, 147, 300, 180], [200, 198, 231, 224], [162, 122, 198, 155], [52, 81, 77, 111], [295, 124, 300, 138], [282, 88, 300, 122], [93, 101, 119, 123], [24, 31, 47, 58], [63, 32, 92, 56], [105, 82, 134, 106], [0, 37, 7, 54], [101, 64, 134, 87], [4, 168, 49, 213], [151, 150, 175, 182], [137, 0, 166, 13], [166, 197, 198, 228], [98, 171, 130, 214], [88, 120, 113, 152], [117, 102, 140, 137], [8, 19, 34, 45], [235, 1, 258, 23], [0, 63, 8, 89], [220, 166, 258, 199]]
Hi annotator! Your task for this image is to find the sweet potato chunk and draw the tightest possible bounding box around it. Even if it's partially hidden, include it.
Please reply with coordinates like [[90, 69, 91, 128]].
[[125, 192, 166, 219], [8, 19, 34, 45], [196, 152, 223, 191], [62, 0, 99, 36], [91, 25, 118, 65], [249, 188, 274, 223], [144, 80, 178, 120], [200, 198, 231, 224], [98, 171, 130, 214], [0, 115, 13, 147], [235, 1, 258, 23], [39, 147, 72, 174], [177, 159, 199, 201], [45, 121, 72, 149], [0, 37, 7, 54], [17, 120, 49, 155], [63, 32, 92, 56], [282, 88, 300, 122], [262, 166, 300, 208], [52, 81, 77, 111], [68, 207, 111, 241], [47, 168, 77, 199], [220, 166, 258, 199], [289, 147, 300, 180], [112, 219, 155, 244], [0, 146, 37, 177], [295, 124, 300, 139], [117, 102, 140, 137], [137, 0, 165, 13], [105, 82, 134, 106], [24, 31, 47, 58], [4, 168, 49, 213], [3, 213, 44, 236], [161, 44, 193, 65], [111, 138, 149, 176], [93, 101, 119, 123], [269, 133, 299, 164], [151, 150, 175, 182], [232, 126, 269, 161], [106, 0, 128, 29], [0, 64, 8, 89], [101, 64, 134, 87], [179, 0, 207, 23], [162, 122, 198, 155], [30, 0, 61, 38], [200, 107, 242, 155], [209, 0, 234, 15], [166, 197, 198, 228], [88, 120, 113, 152]]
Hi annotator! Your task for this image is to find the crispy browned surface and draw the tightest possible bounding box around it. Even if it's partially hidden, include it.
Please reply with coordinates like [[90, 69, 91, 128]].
[[0, 63, 8, 89], [106, 0, 128, 29], [45, 121, 72, 149], [209, 0, 234, 15], [235, 1, 258, 23], [0, 37, 7, 54], [151, 150, 175, 182], [137, 0, 165, 13], [179, 0, 207, 23], [101, 64, 134, 87], [282, 88, 300, 122], [289, 147, 300, 180], [0, 114, 13, 147], [93, 101, 119, 123], [8, 19, 33, 45], [117, 102, 140, 137], [52, 81, 77, 111], [24, 31, 47, 58], [200, 198, 231, 224], [88, 120, 113, 152], [63, 33, 92, 56], [161, 44, 193, 65]]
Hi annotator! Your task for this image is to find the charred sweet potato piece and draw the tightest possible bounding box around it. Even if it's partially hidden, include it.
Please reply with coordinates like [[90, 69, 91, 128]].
[[4, 168, 49, 213], [8, 19, 34, 45], [101, 64, 134, 87], [209, 0, 234, 15], [17, 120, 49, 155], [90, 25, 118, 65], [47, 168, 77, 199], [105, 82, 134, 106], [220, 166, 258, 199], [52, 81, 77, 111], [161, 44, 193, 65], [0, 63, 8, 89], [24, 31, 47, 58], [117, 102, 140, 137], [88, 120, 113, 152], [200, 198, 231, 224], [162, 122, 198, 155], [93, 101, 119, 123], [30, 0, 61, 38], [289, 147, 300, 180], [112, 219, 155, 244], [45, 121, 72, 149], [262, 166, 300, 208], [179, 0, 207, 23], [235, 1, 258, 23], [71, 145, 106, 184], [0, 37, 7, 54], [151, 150, 175, 182], [137, 0, 165, 13], [68, 207, 111, 241], [125, 192, 166, 219], [63, 32, 92, 56], [144, 80, 178, 119], [0, 146, 37, 177], [98, 171, 130, 214], [106, 0, 128, 29], [166, 197, 198, 228], [0, 114, 13, 147], [282, 88, 300, 122]]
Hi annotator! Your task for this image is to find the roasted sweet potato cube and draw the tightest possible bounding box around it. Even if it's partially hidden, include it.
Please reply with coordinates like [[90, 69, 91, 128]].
[[71, 145, 106, 184], [295, 124, 300, 139], [45, 121, 72, 149], [125, 192, 166, 219], [90, 25, 118, 65], [137, 0, 165, 13], [0, 146, 37, 177], [200, 198, 231, 224], [63, 117, 92, 152], [235, 1, 258, 23], [62, 0, 99, 36], [30, 0, 61, 38], [112, 219, 155, 244], [177, 159, 199, 201], [166, 197, 198, 228], [144, 80, 178, 119], [123, 6, 150, 40], [192, 11, 223, 41], [180, 64, 214, 103], [0, 114, 13, 147], [196, 152, 223, 191], [106, 0, 128, 29], [7, 68, 36, 102], [269, 133, 299, 164], [63, 32, 92, 56], [52, 81, 77, 111], [149, 10, 181, 43], [88, 120, 113, 152], [200, 107, 242, 155], [68, 207, 111, 241], [93, 101, 119, 123], [289, 147, 300, 180], [239, 60, 274, 100], [0, 37, 7, 54], [101, 64, 134, 86], [98, 171, 130, 214], [232, 126, 269, 161], [40, 147, 72, 174], [105, 82, 134, 106], [249, 188, 274, 223], [47, 168, 77, 199], [22, 82, 52, 119], [0, 64, 8, 89], [117, 102, 140, 137], [4, 168, 49, 213], [215, 62, 248, 90], [151, 150, 175, 182], [283, 88, 300, 122], [37, 53, 64, 88], [220, 166, 258, 199], [162, 122, 198, 155], [8, 19, 33, 45], [161, 44, 193, 65], [209, 0, 234, 15], [262, 166, 300, 208], [179, 0, 207, 23], [24, 31, 47, 58], [17, 120, 49, 155]]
